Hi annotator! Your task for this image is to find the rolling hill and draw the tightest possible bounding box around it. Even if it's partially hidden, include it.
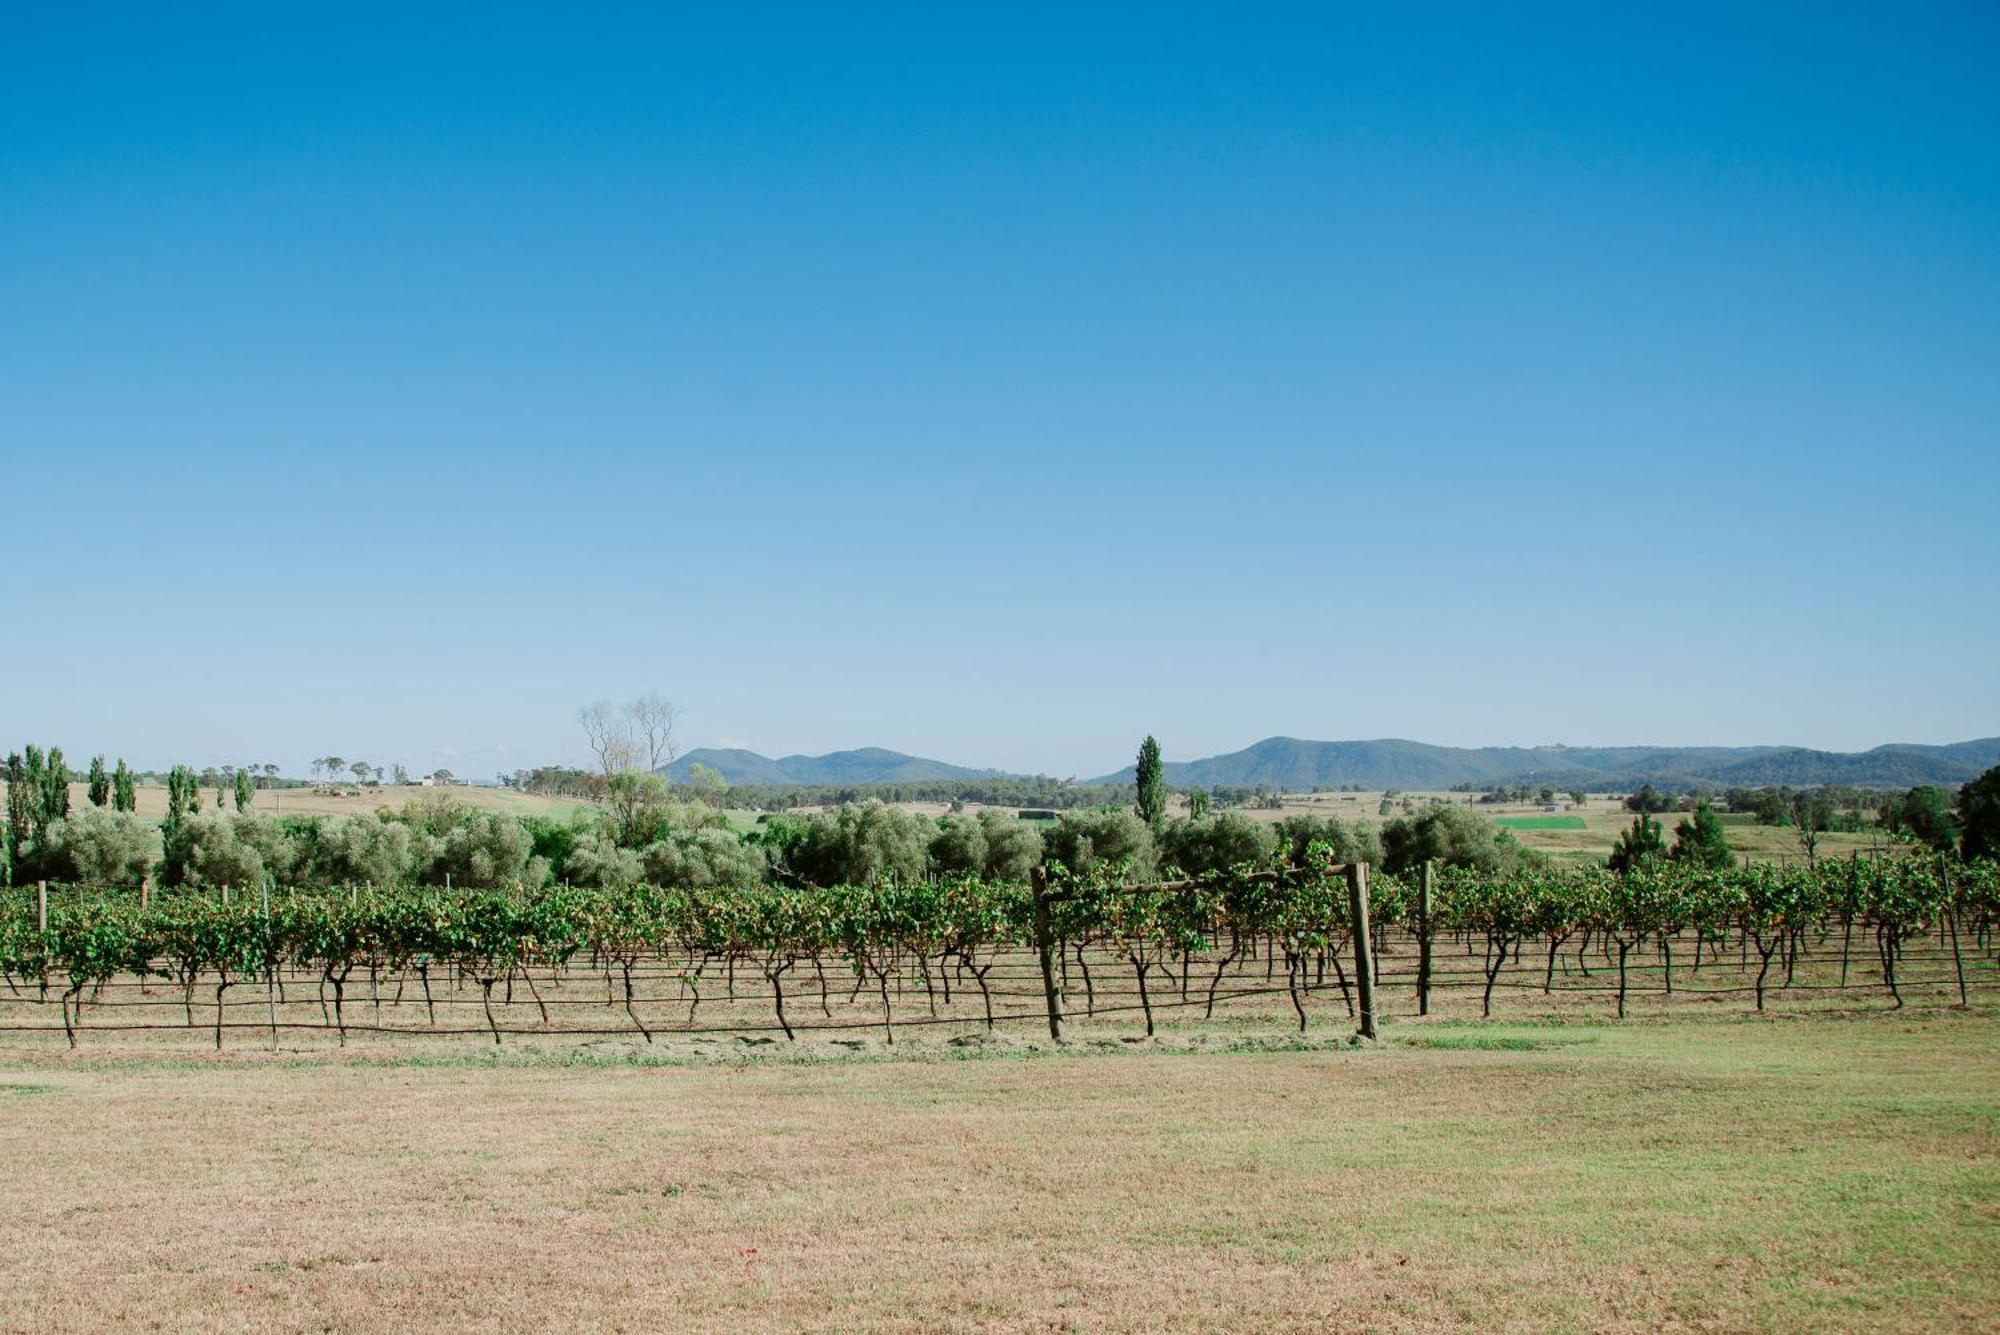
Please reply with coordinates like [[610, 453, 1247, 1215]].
[[658, 736, 2000, 793], [1088, 736, 2000, 792], [660, 747, 1002, 786]]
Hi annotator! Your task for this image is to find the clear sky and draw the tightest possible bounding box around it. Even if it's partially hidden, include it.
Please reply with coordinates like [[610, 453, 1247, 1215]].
[[3, 3, 1996, 780]]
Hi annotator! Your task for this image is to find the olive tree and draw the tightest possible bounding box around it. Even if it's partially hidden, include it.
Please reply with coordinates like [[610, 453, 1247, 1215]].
[[976, 811, 1043, 882], [411, 812, 546, 888], [304, 816, 415, 888], [1158, 812, 1275, 878], [562, 829, 647, 888], [784, 803, 932, 887], [928, 815, 988, 878], [179, 812, 296, 890], [641, 825, 766, 889], [1272, 813, 1379, 866], [1381, 804, 1526, 876], [1043, 807, 1156, 880], [48, 808, 154, 887]]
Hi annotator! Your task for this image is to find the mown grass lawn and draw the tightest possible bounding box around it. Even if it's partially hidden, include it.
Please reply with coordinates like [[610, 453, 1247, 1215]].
[[0, 1008, 1993, 1331]]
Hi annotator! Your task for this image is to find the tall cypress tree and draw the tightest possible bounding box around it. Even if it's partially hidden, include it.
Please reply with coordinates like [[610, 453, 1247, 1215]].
[[234, 766, 254, 811], [87, 756, 111, 807], [1134, 736, 1166, 829]]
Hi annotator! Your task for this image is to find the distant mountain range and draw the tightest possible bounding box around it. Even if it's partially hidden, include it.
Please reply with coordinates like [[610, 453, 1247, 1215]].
[[660, 747, 1002, 786], [1088, 737, 2000, 792], [660, 736, 2000, 792]]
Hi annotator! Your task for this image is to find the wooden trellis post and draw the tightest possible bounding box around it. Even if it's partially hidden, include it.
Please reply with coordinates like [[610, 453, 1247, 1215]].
[[263, 879, 278, 1050], [1417, 860, 1434, 1016], [1941, 853, 1967, 1007], [1347, 862, 1377, 1040], [1030, 866, 1064, 1041]]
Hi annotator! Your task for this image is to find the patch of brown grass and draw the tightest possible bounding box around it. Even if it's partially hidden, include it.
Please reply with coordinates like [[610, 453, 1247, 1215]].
[[66, 781, 583, 823], [1, 1011, 1995, 1331]]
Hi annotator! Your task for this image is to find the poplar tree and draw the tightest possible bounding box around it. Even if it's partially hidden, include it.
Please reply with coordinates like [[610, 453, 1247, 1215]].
[[88, 756, 111, 807], [112, 760, 137, 813], [4, 744, 69, 884], [3, 752, 29, 885], [234, 766, 255, 811], [161, 764, 200, 886], [21, 745, 46, 860], [41, 746, 70, 828]]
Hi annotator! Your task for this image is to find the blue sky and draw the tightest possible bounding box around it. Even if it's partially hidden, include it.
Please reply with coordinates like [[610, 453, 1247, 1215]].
[[3, 3, 1996, 780]]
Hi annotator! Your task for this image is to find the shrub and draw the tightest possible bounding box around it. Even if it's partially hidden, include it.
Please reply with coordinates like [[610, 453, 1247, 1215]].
[[46, 808, 154, 888], [1158, 812, 1275, 878], [1380, 804, 1527, 876], [1043, 807, 1156, 880]]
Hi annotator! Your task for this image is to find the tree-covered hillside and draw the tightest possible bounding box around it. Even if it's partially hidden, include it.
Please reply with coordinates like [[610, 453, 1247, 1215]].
[[1091, 736, 2000, 792]]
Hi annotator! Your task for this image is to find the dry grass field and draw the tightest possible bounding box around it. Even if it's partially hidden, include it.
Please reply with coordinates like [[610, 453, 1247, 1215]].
[[1237, 790, 1891, 865], [886, 791, 1886, 867], [1, 1007, 1994, 1333], [69, 781, 587, 823]]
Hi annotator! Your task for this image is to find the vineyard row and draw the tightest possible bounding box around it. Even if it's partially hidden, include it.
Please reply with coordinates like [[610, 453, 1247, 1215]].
[[2, 853, 1992, 1047]]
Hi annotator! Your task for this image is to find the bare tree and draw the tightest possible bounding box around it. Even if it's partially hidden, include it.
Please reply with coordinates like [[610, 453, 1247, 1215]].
[[625, 692, 682, 772], [579, 702, 636, 776], [1790, 790, 1831, 867]]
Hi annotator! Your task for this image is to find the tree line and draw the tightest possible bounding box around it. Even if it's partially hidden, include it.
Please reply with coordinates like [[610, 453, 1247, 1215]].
[[501, 765, 1138, 812], [6, 744, 1509, 896], [5, 746, 139, 886], [16, 724, 1998, 901], [1612, 772, 2000, 868]]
